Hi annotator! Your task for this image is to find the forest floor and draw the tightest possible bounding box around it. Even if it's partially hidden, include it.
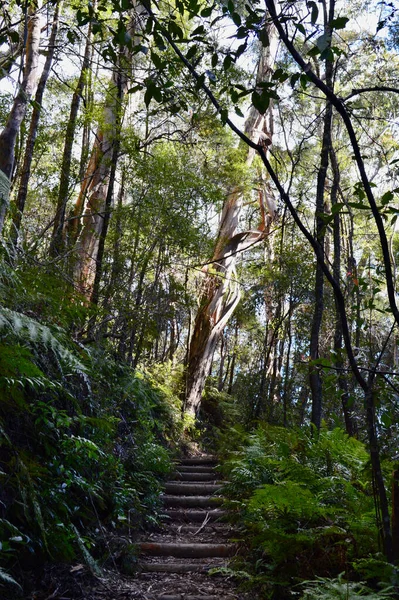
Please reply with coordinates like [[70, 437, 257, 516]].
[[23, 455, 252, 600]]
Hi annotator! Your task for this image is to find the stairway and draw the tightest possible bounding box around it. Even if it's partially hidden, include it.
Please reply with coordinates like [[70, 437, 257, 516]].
[[137, 455, 247, 599]]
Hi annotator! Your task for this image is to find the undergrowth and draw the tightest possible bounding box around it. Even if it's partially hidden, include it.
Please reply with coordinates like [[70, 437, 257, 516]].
[[0, 261, 183, 594], [219, 424, 398, 599]]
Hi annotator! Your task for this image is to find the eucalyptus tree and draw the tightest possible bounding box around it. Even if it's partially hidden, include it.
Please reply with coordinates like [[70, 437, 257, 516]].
[[10, 0, 63, 249], [0, 0, 42, 234]]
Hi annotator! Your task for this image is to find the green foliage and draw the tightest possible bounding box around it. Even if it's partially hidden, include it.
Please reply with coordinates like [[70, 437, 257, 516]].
[[300, 573, 394, 599], [0, 269, 180, 590], [220, 424, 384, 598]]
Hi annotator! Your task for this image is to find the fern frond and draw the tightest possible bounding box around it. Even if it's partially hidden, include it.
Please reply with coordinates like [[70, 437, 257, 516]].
[[0, 307, 85, 373], [0, 567, 22, 590]]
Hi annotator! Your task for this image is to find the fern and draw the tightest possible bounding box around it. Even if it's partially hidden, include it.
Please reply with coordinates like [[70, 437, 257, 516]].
[[0, 566, 22, 591], [300, 573, 395, 599], [0, 307, 85, 373]]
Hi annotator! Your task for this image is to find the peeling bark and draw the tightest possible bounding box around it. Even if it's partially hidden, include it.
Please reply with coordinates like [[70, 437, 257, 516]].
[[184, 26, 278, 417], [68, 2, 146, 296]]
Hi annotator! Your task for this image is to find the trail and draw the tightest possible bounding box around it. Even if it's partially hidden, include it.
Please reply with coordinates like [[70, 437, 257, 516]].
[[135, 454, 251, 599]]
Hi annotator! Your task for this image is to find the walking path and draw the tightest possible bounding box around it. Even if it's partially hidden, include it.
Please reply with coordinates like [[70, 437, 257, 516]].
[[135, 455, 250, 599]]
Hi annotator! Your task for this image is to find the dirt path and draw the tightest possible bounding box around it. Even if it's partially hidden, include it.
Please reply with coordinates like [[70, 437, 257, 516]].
[[135, 455, 251, 600]]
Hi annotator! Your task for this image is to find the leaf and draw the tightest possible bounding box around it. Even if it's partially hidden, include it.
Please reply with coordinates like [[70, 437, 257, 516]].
[[201, 6, 213, 17], [232, 12, 241, 26], [307, 45, 321, 57], [144, 87, 153, 107], [290, 73, 300, 87], [186, 45, 198, 60], [330, 16, 349, 30], [252, 90, 270, 114], [381, 190, 394, 205], [300, 74, 309, 89], [307, 1, 318, 24], [223, 55, 233, 70]]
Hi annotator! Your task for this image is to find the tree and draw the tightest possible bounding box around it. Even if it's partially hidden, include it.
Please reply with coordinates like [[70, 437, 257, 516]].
[[184, 25, 278, 417], [0, 0, 42, 235]]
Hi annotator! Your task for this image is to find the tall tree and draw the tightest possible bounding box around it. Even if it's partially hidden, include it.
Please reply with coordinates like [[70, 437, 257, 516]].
[[10, 0, 62, 249], [184, 25, 278, 417], [0, 0, 42, 235], [49, 21, 93, 258], [66, 2, 146, 296]]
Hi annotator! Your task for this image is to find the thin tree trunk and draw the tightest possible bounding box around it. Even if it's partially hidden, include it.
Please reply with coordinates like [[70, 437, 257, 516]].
[[330, 148, 357, 436], [184, 26, 278, 417], [0, 0, 42, 235], [90, 70, 122, 306], [309, 1, 334, 431], [11, 0, 62, 249], [49, 24, 93, 258]]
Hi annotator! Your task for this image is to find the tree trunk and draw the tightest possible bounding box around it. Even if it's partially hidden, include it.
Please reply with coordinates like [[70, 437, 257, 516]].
[[0, 0, 42, 235], [67, 3, 146, 296], [330, 148, 357, 436], [49, 22, 93, 258], [309, 2, 334, 431], [184, 26, 278, 417], [10, 0, 62, 249]]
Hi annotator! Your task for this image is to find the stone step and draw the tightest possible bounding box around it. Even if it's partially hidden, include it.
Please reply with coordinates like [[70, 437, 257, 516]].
[[165, 483, 224, 495], [140, 541, 236, 558], [163, 495, 223, 508], [162, 509, 227, 523]]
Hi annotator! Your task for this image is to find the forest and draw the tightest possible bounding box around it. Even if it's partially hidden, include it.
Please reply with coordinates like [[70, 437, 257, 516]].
[[1, 0, 399, 597]]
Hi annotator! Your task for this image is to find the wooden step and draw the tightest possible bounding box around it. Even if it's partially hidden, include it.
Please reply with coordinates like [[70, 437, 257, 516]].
[[140, 560, 228, 573], [156, 596, 229, 600], [179, 456, 217, 465], [163, 495, 223, 508], [164, 483, 223, 495], [165, 523, 233, 535], [174, 472, 219, 482], [175, 465, 217, 473], [162, 509, 227, 522], [140, 542, 236, 558]]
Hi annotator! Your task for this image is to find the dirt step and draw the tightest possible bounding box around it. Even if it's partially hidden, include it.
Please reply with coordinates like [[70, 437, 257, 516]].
[[176, 465, 217, 474], [163, 509, 227, 523], [179, 457, 218, 465], [163, 496, 223, 508], [140, 542, 236, 558], [165, 483, 224, 495], [140, 559, 228, 573], [174, 472, 220, 482]]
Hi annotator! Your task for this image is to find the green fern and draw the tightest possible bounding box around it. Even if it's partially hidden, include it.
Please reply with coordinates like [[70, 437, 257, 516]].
[[300, 573, 394, 599], [0, 307, 85, 373]]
